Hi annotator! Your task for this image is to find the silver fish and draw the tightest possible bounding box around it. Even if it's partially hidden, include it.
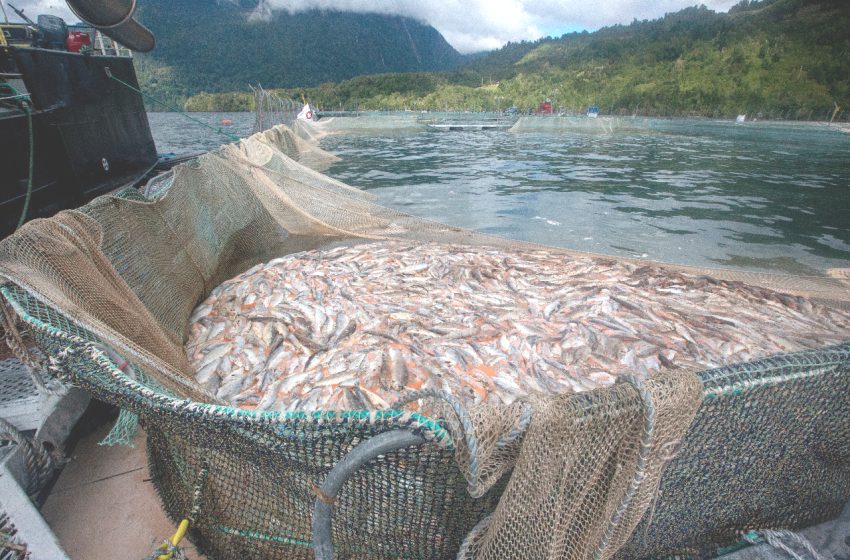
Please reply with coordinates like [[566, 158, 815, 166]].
[[185, 240, 850, 413]]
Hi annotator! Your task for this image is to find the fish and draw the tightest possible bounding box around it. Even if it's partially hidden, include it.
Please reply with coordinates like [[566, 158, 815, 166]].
[[216, 373, 246, 401], [198, 343, 231, 369], [203, 374, 221, 395], [400, 263, 429, 274], [185, 240, 850, 412], [256, 380, 281, 410], [543, 299, 562, 321], [331, 316, 357, 345], [195, 360, 220, 384]]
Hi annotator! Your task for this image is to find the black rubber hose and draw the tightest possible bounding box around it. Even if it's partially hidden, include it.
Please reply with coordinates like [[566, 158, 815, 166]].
[[312, 429, 426, 560]]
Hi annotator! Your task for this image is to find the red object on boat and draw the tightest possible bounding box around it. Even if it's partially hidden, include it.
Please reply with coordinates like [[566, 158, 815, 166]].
[[221, 119, 233, 125], [536, 100, 553, 114], [65, 31, 92, 53]]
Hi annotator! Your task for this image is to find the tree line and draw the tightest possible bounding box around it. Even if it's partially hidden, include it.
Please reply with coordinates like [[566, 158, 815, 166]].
[[182, 0, 849, 121]]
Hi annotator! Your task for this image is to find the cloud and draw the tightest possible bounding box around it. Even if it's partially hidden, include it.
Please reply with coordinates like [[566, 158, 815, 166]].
[[263, 0, 742, 53], [7, 0, 742, 53]]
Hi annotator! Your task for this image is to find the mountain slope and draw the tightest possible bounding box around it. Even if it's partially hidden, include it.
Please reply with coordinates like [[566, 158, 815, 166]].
[[184, 0, 850, 120], [134, 0, 462, 106], [456, 0, 849, 117]]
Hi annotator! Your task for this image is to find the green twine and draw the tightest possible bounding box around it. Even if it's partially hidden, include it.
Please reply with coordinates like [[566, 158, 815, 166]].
[[99, 408, 140, 447], [18, 105, 33, 230], [0, 83, 34, 230], [99, 364, 161, 447], [713, 531, 762, 556], [0, 93, 31, 101], [213, 526, 313, 547], [105, 71, 240, 142]]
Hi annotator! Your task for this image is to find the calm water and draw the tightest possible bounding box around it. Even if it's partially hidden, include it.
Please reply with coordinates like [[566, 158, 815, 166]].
[[148, 112, 850, 275]]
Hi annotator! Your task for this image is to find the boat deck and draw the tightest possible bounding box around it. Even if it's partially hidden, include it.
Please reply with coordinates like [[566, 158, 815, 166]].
[[41, 418, 207, 559]]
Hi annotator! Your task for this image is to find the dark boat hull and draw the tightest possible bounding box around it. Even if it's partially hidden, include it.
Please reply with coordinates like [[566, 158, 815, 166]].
[[0, 47, 157, 236]]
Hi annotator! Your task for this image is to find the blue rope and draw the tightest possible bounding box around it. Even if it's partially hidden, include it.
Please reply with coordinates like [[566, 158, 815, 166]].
[[105, 71, 240, 142]]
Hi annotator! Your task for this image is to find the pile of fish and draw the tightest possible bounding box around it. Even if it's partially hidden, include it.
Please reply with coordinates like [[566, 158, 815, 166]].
[[185, 241, 850, 411]]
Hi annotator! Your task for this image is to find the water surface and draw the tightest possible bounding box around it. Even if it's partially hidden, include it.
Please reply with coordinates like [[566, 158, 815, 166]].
[[148, 112, 850, 274]]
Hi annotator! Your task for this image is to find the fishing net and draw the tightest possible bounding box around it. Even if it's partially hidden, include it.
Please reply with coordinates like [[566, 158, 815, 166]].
[[251, 85, 301, 134], [0, 121, 847, 559], [293, 112, 426, 140], [508, 116, 644, 134]]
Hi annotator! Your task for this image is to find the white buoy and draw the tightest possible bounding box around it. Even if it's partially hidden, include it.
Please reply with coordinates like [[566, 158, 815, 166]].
[[298, 103, 315, 122]]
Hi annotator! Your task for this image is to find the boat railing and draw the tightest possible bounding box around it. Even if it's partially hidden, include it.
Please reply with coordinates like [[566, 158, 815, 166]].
[[0, 22, 132, 57], [71, 26, 132, 57]]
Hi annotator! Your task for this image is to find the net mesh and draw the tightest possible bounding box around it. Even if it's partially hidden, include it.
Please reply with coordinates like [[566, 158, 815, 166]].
[[456, 371, 703, 560], [619, 343, 850, 558], [293, 112, 426, 140], [251, 85, 300, 134], [0, 121, 847, 559], [508, 116, 643, 134]]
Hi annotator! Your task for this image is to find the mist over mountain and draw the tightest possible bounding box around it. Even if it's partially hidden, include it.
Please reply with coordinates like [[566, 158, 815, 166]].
[[133, 0, 463, 106], [140, 0, 849, 120]]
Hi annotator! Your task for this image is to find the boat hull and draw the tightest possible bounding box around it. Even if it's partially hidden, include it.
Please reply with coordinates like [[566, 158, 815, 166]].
[[0, 47, 157, 236]]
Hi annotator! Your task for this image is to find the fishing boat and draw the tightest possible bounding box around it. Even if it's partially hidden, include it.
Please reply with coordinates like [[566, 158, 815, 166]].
[[0, 2, 159, 238], [586, 105, 600, 118]]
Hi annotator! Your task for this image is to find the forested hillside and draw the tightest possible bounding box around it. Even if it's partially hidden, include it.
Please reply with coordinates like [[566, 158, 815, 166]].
[[133, 0, 462, 108], [185, 0, 850, 120]]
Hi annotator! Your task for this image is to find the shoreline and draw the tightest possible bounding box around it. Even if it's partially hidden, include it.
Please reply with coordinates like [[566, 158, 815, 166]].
[[146, 109, 850, 127]]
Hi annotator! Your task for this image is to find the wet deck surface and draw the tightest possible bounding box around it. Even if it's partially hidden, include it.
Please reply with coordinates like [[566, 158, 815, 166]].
[[41, 420, 207, 559]]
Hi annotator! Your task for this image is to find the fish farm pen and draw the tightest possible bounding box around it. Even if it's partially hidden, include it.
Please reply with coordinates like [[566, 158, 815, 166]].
[[0, 120, 848, 560]]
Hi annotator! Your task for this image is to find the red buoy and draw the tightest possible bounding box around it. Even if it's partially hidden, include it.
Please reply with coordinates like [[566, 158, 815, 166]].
[[221, 119, 233, 125]]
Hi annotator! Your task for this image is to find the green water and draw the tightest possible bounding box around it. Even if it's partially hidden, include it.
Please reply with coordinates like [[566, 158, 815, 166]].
[[148, 112, 850, 275], [321, 117, 850, 275]]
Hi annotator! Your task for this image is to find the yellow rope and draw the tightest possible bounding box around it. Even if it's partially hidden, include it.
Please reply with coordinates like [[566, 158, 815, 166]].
[[153, 519, 189, 560]]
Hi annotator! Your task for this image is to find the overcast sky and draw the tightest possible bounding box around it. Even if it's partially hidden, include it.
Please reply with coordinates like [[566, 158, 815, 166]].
[[5, 0, 740, 53]]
